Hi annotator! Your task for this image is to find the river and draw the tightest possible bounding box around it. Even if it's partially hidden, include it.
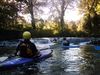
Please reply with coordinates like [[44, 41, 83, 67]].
[[0, 38, 100, 75]]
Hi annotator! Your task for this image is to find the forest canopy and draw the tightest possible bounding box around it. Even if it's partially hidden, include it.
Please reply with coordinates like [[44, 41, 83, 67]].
[[0, 0, 100, 38]]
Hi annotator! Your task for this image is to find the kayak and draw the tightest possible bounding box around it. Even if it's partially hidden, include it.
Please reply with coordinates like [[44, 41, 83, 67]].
[[62, 45, 80, 48], [94, 46, 100, 50], [0, 49, 53, 70], [61, 45, 80, 49]]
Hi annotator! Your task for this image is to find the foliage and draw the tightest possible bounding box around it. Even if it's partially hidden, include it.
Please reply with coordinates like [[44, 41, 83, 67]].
[[16, 0, 47, 29], [78, 0, 100, 35], [1, 0, 100, 37], [0, 0, 18, 30], [49, 0, 75, 36], [96, 3, 100, 14], [35, 21, 61, 36]]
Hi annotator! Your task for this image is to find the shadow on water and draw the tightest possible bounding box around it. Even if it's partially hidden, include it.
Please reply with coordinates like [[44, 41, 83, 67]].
[[80, 45, 100, 75], [0, 41, 100, 75]]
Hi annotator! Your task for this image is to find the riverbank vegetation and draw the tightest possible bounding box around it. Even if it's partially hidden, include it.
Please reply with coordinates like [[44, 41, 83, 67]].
[[0, 0, 100, 39]]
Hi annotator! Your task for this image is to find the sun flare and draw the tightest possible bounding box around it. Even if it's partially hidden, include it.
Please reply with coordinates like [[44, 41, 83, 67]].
[[64, 9, 82, 22]]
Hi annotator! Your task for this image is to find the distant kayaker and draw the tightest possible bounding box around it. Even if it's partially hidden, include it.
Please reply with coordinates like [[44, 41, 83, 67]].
[[62, 37, 69, 46], [15, 31, 40, 58]]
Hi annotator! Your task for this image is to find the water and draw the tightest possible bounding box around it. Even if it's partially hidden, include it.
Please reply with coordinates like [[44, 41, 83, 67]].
[[0, 38, 100, 75]]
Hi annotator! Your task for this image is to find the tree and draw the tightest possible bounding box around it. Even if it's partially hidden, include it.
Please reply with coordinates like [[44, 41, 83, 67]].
[[16, 0, 47, 29], [78, 0, 100, 35], [50, 0, 75, 36], [0, 0, 18, 30]]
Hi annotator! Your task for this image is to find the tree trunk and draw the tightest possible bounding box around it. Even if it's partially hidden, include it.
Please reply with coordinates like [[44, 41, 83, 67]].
[[60, 0, 65, 36], [29, 0, 36, 29]]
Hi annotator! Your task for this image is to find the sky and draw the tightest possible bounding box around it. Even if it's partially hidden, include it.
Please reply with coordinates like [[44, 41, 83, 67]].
[[64, 9, 83, 22], [19, 7, 83, 23]]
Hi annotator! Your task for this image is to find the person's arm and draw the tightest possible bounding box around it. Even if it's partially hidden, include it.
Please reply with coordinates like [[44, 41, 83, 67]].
[[32, 43, 38, 50], [31, 42, 39, 53]]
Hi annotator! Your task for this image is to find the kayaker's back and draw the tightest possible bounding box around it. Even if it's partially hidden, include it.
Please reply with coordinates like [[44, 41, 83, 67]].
[[16, 40, 39, 58], [62, 38, 70, 46]]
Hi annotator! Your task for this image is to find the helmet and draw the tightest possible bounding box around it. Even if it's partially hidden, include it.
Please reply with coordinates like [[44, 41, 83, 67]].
[[23, 31, 31, 39]]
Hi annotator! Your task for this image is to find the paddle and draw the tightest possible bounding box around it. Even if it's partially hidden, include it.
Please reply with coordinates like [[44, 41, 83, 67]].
[[0, 56, 8, 62], [0, 54, 15, 62]]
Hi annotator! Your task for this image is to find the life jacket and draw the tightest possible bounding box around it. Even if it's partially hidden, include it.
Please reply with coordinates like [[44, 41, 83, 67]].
[[19, 42, 33, 57]]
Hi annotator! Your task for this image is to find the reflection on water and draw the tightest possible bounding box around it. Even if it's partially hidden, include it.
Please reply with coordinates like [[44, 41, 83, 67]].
[[80, 46, 96, 75], [0, 43, 100, 75], [63, 48, 81, 72]]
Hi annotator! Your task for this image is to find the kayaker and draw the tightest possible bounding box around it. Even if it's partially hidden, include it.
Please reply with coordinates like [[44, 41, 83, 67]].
[[62, 37, 69, 46], [15, 31, 40, 58]]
